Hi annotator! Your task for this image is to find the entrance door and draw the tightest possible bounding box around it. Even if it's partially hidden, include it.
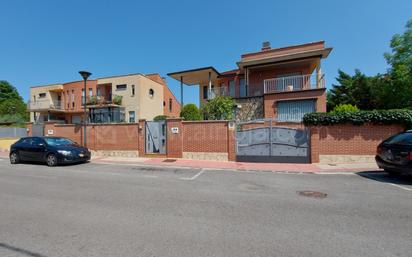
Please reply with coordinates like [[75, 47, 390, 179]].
[[145, 121, 167, 154]]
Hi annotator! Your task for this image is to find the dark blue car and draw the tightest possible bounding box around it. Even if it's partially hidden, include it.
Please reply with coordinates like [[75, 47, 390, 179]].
[[376, 131, 412, 176], [9, 137, 91, 166]]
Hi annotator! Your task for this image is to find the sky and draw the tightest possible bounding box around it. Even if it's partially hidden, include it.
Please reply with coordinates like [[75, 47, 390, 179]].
[[1, 0, 411, 106]]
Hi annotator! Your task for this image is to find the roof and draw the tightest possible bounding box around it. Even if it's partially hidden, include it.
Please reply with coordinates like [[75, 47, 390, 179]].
[[238, 41, 332, 68], [167, 67, 220, 86]]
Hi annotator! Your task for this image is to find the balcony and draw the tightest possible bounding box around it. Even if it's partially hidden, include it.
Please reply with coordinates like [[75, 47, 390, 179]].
[[28, 100, 63, 111], [85, 94, 123, 106], [264, 74, 325, 94]]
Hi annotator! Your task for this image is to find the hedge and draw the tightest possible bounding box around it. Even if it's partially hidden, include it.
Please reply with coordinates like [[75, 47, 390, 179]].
[[303, 109, 412, 127]]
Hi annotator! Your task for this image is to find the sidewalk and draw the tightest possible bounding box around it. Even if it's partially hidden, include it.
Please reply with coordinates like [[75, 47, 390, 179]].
[[0, 150, 380, 173], [92, 156, 380, 174]]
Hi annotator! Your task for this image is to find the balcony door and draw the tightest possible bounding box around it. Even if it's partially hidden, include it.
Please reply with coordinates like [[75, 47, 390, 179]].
[[239, 79, 246, 97], [229, 80, 235, 97]]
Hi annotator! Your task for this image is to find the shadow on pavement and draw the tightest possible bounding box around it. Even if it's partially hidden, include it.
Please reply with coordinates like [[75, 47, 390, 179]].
[[357, 171, 412, 186], [0, 242, 48, 257]]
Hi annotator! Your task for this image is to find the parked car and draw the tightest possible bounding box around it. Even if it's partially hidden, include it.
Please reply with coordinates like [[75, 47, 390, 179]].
[[376, 131, 412, 176], [9, 137, 91, 166]]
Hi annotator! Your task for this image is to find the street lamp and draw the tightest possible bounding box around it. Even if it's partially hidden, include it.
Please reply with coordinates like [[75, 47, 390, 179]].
[[79, 71, 92, 147]]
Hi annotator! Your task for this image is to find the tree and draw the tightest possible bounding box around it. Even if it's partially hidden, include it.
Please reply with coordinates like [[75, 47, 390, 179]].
[[0, 80, 28, 122], [202, 96, 235, 120], [180, 103, 202, 121], [327, 19, 412, 110]]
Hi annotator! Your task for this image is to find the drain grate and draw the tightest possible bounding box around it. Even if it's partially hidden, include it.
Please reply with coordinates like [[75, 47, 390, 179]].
[[297, 191, 327, 199], [163, 159, 177, 162]]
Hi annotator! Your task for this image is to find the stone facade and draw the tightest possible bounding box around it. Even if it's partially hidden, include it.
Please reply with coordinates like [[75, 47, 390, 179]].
[[234, 97, 264, 122]]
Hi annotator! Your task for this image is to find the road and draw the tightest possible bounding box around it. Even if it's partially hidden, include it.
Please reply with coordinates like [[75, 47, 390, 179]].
[[0, 158, 411, 257]]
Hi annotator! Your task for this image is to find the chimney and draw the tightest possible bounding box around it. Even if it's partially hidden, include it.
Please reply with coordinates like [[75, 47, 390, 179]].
[[261, 41, 271, 51]]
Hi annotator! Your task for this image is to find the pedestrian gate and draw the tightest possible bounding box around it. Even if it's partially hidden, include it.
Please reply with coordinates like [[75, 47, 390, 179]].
[[236, 120, 310, 163], [145, 121, 167, 154], [32, 124, 45, 137]]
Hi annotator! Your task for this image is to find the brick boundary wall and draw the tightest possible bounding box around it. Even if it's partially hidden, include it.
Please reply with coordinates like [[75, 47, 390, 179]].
[[310, 124, 405, 163]]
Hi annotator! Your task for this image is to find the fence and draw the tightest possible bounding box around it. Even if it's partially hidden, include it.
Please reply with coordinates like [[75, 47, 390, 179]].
[[0, 127, 27, 138]]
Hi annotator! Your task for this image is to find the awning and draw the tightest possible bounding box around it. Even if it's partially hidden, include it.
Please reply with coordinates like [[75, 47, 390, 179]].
[[167, 67, 220, 85]]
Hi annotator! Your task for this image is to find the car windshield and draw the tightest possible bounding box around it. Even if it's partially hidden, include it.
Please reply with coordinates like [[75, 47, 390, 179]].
[[385, 133, 412, 145], [44, 137, 76, 146]]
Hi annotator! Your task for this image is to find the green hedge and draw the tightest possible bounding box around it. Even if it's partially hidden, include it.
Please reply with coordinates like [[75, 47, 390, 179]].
[[303, 109, 412, 127]]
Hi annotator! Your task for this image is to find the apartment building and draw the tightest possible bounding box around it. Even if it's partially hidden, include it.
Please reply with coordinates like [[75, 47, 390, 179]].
[[168, 41, 332, 121], [28, 73, 180, 124]]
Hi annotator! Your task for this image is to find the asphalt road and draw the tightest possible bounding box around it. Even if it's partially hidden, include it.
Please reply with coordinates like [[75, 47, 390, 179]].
[[0, 158, 411, 257]]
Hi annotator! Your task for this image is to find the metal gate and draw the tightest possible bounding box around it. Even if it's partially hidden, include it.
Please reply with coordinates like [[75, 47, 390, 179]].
[[32, 124, 45, 137], [145, 121, 167, 154], [236, 119, 310, 163]]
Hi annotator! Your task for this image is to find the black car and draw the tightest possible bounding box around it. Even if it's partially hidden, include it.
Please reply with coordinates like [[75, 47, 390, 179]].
[[376, 131, 412, 176], [9, 137, 91, 166]]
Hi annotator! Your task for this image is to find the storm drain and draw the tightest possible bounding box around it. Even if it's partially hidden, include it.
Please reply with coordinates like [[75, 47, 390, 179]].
[[163, 159, 177, 162], [297, 191, 327, 199]]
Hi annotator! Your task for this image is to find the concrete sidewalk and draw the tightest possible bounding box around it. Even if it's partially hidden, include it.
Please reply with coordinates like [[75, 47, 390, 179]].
[[92, 155, 380, 174], [0, 150, 380, 173]]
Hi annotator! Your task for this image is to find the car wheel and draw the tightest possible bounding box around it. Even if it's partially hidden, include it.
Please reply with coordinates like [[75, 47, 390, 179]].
[[46, 153, 58, 167], [10, 152, 20, 164]]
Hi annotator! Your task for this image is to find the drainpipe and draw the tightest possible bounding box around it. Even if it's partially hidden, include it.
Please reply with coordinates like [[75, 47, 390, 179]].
[[180, 76, 184, 106]]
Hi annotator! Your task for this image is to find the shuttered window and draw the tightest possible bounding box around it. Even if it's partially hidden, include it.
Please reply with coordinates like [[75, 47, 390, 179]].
[[277, 99, 316, 122]]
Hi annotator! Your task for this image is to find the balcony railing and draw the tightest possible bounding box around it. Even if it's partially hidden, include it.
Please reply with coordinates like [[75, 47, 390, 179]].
[[85, 94, 122, 106], [28, 100, 62, 110], [264, 74, 325, 94]]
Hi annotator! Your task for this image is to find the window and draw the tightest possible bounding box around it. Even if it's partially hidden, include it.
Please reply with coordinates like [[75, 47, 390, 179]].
[[39, 93, 46, 98], [116, 84, 127, 91], [31, 137, 45, 146], [67, 91, 70, 108], [129, 111, 135, 123], [169, 98, 172, 112], [131, 85, 135, 96], [97, 87, 101, 96], [239, 78, 246, 97], [89, 88, 93, 97], [71, 90, 75, 108], [385, 133, 412, 145], [82, 89, 86, 104], [149, 88, 154, 98], [203, 86, 208, 99], [277, 99, 316, 122], [229, 80, 235, 97], [163, 101, 166, 106]]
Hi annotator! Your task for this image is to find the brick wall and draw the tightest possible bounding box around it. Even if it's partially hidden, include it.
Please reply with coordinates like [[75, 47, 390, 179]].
[[166, 119, 183, 158], [310, 124, 405, 162], [49, 123, 139, 151]]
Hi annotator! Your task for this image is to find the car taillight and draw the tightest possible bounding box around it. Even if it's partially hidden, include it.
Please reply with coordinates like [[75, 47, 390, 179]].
[[409, 151, 412, 161]]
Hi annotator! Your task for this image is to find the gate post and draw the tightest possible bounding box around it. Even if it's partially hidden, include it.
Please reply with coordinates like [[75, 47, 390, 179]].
[[227, 121, 236, 161], [310, 126, 320, 163], [166, 118, 183, 158], [138, 119, 146, 157]]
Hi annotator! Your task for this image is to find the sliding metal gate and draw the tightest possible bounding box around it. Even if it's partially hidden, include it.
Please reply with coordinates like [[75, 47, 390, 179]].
[[145, 121, 167, 154], [32, 124, 45, 137], [236, 119, 310, 163]]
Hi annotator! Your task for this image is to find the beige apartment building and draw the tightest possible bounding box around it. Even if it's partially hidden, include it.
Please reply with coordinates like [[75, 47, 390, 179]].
[[28, 73, 180, 124]]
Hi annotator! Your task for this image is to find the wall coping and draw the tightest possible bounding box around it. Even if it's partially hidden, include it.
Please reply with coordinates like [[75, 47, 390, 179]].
[[54, 123, 139, 127], [182, 120, 233, 124]]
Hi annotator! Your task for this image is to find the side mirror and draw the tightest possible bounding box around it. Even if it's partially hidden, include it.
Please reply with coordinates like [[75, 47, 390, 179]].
[[38, 143, 45, 147]]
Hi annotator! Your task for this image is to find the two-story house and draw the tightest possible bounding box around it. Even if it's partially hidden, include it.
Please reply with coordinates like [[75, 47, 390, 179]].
[[28, 73, 180, 124], [168, 41, 332, 122]]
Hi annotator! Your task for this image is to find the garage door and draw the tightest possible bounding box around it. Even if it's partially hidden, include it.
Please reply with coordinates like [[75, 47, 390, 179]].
[[277, 99, 316, 122]]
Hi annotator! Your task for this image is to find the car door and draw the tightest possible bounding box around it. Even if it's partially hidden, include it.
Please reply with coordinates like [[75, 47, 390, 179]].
[[29, 137, 47, 161], [17, 138, 33, 161]]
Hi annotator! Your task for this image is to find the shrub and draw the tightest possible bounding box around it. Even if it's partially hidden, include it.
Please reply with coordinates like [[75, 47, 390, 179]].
[[113, 95, 122, 105], [180, 104, 202, 121], [303, 109, 412, 127], [153, 115, 168, 121], [202, 96, 235, 120], [331, 104, 360, 113]]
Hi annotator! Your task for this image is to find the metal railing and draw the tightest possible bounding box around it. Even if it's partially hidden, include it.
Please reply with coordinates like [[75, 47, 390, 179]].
[[85, 94, 123, 106], [264, 74, 325, 94], [27, 100, 62, 110], [207, 87, 229, 100]]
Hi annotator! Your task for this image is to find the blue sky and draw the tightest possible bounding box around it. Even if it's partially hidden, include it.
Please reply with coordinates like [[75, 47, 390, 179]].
[[1, 0, 411, 106]]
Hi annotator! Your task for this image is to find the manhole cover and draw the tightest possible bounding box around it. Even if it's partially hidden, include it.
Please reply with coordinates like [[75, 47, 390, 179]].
[[163, 159, 177, 162], [297, 191, 327, 199]]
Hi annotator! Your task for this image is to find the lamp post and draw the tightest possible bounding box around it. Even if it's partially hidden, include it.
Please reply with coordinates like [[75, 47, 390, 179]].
[[79, 71, 92, 147]]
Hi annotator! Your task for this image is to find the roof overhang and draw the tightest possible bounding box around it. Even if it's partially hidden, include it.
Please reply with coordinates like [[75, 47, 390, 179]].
[[237, 48, 332, 69], [167, 67, 220, 86]]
